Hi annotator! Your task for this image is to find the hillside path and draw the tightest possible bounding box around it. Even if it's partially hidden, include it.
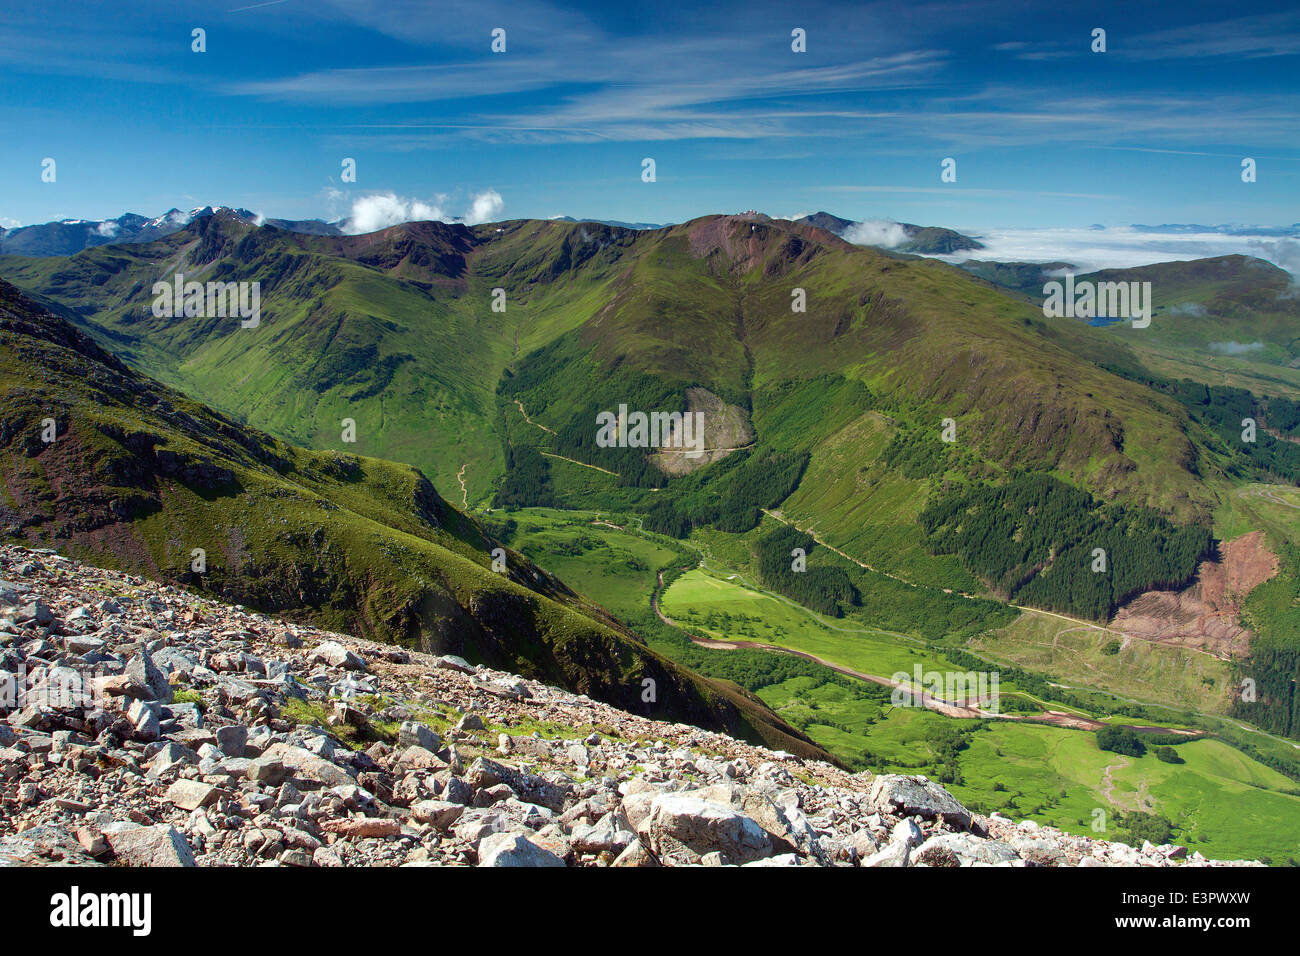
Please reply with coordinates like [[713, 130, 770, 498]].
[[761, 508, 1153, 644]]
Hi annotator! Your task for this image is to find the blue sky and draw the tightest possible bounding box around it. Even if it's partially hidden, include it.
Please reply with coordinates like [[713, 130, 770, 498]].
[[1, 0, 1297, 231]]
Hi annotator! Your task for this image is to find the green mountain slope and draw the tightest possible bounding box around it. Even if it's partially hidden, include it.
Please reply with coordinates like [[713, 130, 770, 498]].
[[0, 277, 829, 760], [0, 212, 1272, 623], [959, 255, 1300, 396]]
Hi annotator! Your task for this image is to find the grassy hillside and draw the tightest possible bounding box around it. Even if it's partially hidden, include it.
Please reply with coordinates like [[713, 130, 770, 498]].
[[3, 212, 1289, 627], [967, 254, 1300, 399], [0, 277, 831, 760]]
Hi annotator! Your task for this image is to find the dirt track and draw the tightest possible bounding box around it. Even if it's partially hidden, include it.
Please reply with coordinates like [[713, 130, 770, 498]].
[[650, 570, 1205, 737]]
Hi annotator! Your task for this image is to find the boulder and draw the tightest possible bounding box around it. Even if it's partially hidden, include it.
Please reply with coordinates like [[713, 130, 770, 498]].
[[321, 818, 401, 839], [125, 649, 173, 704], [146, 742, 200, 779], [126, 698, 160, 741], [611, 838, 659, 868], [912, 832, 1022, 867], [869, 775, 972, 829], [466, 756, 567, 811], [246, 757, 289, 787], [105, 824, 197, 867], [477, 831, 566, 867], [570, 810, 636, 855], [215, 724, 248, 758], [165, 779, 220, 811], [397, 721, 440, 753], [261, 743, 356, 788], [411, 799, 466, 830], [635, 794, 774, 866], [15, 601, 53, 626], [311, 641, 365, 671]]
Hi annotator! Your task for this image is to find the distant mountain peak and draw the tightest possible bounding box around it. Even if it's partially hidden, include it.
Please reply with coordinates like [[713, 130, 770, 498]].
[[794, 211, 984, 254], [0, 206, 343, 255]]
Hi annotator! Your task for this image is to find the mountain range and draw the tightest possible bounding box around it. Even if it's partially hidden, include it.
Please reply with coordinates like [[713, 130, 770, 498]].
[[0, 207, 347, 256], [794, 211, 985, 254], [0, 208, 1241, 519], [0, 206, 988, 258], [5, 207, 1300, 855]]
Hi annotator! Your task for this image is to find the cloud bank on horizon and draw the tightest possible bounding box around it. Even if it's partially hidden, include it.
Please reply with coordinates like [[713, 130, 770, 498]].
[[928, 226, 1300, 276]]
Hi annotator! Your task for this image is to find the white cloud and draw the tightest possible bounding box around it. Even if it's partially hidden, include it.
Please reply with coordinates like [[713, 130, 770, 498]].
[[1209, 341, 1266, 355], [94, 220, 120, 237], [464, 189, 505, 226], [343, 193, 449, 234], [842, 218, 910, 249], [341, 190, 505, 234], [930, 226, 1300, 276], [1246, 238, 1300, 279]]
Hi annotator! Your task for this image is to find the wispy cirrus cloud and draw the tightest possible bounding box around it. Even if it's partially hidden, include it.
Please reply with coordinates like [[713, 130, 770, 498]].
[[994, 10, 1300, 62], [235, 75, 1300, 151], [1122, 11, 1300, 60]]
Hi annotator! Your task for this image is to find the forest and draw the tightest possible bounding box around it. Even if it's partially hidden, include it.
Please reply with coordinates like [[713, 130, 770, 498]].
[[1097, 360, 1300, 484], [641, 448, 809, 536], [752, 525, 860, 618], [919, 472, 1212, 620]]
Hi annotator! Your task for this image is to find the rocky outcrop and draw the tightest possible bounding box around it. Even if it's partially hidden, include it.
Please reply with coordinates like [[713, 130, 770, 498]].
[[0, 545, 1261, 868]]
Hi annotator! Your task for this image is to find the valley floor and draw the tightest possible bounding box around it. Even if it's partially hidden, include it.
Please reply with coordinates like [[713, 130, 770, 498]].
[[496, 506, 1300, 864]]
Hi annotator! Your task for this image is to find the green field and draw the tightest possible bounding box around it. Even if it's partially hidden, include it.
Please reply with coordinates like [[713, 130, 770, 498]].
[[1215, 482, 1300, 544], [951, 722, 1300, 863], [500, 508, 682, 617], [494, 504, 1300, 861], [661, 566, 946, 677], [973, 612, 1232, 714]]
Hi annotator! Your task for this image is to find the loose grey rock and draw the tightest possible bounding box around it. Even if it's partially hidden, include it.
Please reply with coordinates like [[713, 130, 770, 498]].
[[247, 757, 288, 787], [397, 721, 440, 753], [166, 779, 220, 811], [311, 640, 365, 671], [125, 649, 173, 704], [913, 832, 1022, 867], [105, 824, 197, 867], [869, 774, 973, 829], [636, 794, 774, 866], [477, 831, 566, 867], [215, 724, 248, 757]]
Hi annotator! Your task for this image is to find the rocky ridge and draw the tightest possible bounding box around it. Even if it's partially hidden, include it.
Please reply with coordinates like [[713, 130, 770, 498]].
[[0, 545, 1260, 868]]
